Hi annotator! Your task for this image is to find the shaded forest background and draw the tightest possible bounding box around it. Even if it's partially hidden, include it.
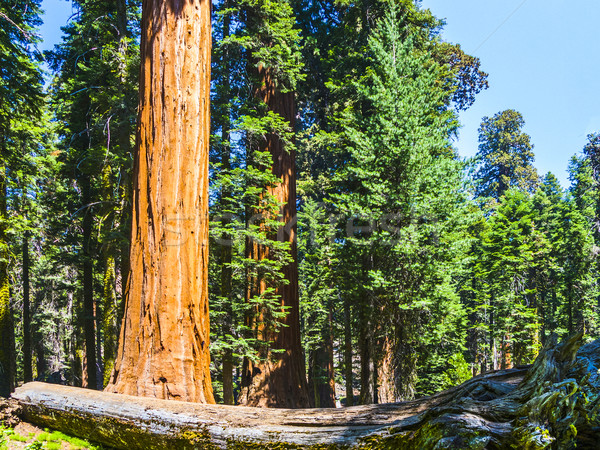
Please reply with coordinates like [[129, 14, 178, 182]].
[[1, 0, 600, 409]]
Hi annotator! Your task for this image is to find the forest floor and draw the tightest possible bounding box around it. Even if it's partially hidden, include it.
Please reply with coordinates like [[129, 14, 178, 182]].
[[0, 422, 104, 450]]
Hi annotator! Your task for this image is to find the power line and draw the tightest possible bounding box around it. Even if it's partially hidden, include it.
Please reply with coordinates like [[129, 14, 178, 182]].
[[473, 0, 529, 52]]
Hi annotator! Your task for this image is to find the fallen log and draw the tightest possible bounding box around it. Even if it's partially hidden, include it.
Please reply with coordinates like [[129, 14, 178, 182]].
[[11, 334, 600, 449]]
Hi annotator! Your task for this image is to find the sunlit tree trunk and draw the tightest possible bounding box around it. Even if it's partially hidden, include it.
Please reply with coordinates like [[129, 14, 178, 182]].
[[101, 252, 117, 387], [105, 0, 214, 403]]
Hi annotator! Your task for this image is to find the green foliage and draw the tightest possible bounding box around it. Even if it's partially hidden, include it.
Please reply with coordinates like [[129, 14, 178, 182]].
[[475, 190, 543, 366], [475, 109, 539, 200], [315, 2, 474, 399], [5, 0, 600, 415], [434, 42, 489, 111], [209, 0, 303, 402], [41, 0, 140, 386], [441, 353, 472, 389]]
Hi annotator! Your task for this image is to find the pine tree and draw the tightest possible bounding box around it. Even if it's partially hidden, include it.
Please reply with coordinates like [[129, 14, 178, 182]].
[[47, 0, 139, 389], [330, 3, 472, 401], [475, 109, 539, 200], [476, 190, 542, 369], [0, 0, 44, 397]]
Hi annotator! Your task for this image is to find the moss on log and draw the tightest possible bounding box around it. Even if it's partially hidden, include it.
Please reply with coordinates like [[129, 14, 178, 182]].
[[11, 335, 600, 449]]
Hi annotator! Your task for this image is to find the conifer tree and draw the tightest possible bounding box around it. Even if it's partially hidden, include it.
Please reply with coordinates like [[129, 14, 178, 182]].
[[0, 0, 44, 397], [330, 3, 472, 401], [294, 0, 487, 404], [476, 190, 543, 369], [209, 0, 310, 408], [475, 109, 538, 200], [48, 0, 139, 389]]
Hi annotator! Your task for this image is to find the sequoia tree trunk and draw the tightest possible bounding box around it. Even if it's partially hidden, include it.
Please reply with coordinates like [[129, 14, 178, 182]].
[[105, 0, 214, 403], [239, 65, 310, 408]]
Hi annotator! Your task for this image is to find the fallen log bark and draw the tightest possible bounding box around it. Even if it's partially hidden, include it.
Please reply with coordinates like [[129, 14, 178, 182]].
[[11, 334, 600, 449]]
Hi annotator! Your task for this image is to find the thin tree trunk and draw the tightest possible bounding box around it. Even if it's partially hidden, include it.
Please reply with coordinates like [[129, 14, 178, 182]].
[[0, 163, 14, 397], [359, 321, 374, 405], [219, 0, 234, 406], [308, 307, 336, 408], [344, 297, 354, 407], [105, 0, 214, 403], [81, 179, 97, 390], [101, 254, 117, 387], [377, 336, 395, 403], [23, 229, 32, 383], [115, 0, 132, 326], [568, 283, 574, 335]]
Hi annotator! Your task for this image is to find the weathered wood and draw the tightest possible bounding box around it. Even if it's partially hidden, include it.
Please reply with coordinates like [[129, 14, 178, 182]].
[[0, 398, 21, 428], [11, 335, 600, 449]]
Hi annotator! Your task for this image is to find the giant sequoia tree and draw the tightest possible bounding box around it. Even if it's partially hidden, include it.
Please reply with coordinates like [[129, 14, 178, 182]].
[[223, 0, 310, 408], [105, 0, 214, 403]]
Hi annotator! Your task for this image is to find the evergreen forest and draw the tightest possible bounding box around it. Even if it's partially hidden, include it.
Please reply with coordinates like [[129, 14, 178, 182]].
[[1, 0, 600, 441]]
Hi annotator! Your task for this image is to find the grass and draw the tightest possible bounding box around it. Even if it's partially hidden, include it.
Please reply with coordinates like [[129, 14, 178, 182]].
[[0, 425, 104, 449], [9, 433, 29, 442]]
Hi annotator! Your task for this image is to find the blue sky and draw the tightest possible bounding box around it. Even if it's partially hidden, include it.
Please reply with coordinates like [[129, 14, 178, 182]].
[[420, 0, 600, 187], [38, 0, 599, 187], [39, 0, 73, 51]]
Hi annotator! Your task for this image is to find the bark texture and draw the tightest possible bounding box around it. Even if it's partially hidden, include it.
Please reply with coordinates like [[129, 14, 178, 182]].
[[10, 334, 600, 448], [240, 68, 310, 408], [105, 0, 214, 403], [13, 334, 600, 449]]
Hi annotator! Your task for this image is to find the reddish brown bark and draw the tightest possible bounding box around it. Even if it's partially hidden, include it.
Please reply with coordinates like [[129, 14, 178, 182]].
[[105, 0, 214, 403], [239, 68, 310, 408]]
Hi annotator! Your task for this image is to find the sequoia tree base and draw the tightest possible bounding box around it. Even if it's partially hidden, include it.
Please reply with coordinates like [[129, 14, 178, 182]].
[[11, 334, 600, 449]]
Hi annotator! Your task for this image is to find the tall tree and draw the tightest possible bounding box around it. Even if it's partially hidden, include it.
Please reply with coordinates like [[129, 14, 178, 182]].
[[228, 0, 310, 408], [0, 0, 44, 397], [476, 190, 543, 369], [475, 109, 538, 200], [330, 3, 472, 402], [48, 0, 139, 389], [105, 0, 214, 403]]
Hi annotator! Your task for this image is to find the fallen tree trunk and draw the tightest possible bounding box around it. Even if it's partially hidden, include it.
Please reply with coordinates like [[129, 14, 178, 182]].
[[11, 334, 600, 449]]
